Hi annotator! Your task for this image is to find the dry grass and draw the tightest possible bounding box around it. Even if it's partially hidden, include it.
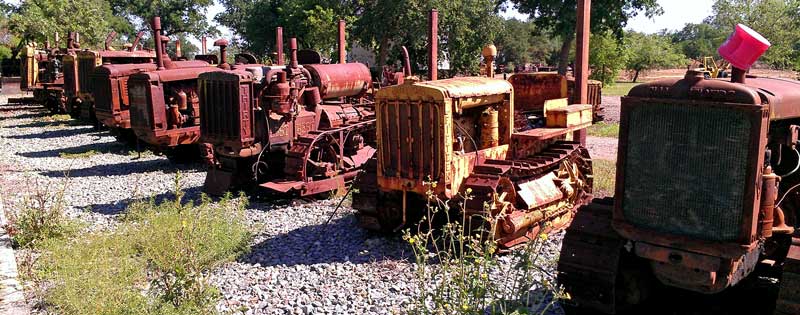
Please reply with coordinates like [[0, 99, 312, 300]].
[[592, 159, 616, 197], [587, 122, 619, 138]]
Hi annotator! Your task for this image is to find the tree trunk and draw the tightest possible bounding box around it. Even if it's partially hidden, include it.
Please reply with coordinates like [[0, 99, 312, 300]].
[[558, 32, 575, 75], [377, 36, 389, 67], [633, 69, 640, 83]]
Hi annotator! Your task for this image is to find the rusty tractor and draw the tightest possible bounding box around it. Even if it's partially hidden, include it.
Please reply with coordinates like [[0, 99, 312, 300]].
[[127, 17, 236, 158], [16, 43, 50, 105], [38, 32, 88, 113], [557, 25, 800, 314], [62, 31, 156, 124], [93, 19, 211, 142], [199, 21, 377, 197], [351, 9, 594, 250]]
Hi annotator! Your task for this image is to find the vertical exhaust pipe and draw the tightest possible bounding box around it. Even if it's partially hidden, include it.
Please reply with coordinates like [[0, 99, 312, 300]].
[[428, 9, 438, 81], [54, 32, 60, 48], [402, 46, 411, 76], [130, 31, 145, 52], [338, 20, 346, 64], [67, 32, 75, 49], [290, 38, 298, 68], [175, 39, 182, 58], [75, 32, 80, 45], [104, 31, 117, 51], [152, 17, 165, 70], [201, 36, 207, 54], [276, 27, 284, 65], [214, 39, 230, 70]]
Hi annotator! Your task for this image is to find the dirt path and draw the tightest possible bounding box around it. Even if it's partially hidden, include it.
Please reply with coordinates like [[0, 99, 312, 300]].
[[587, 136, 617, 161]]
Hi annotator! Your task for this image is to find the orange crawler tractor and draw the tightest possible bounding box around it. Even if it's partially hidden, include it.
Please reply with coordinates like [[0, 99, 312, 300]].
[[558, 25, 800, 314], [352, 9, 595, 249]]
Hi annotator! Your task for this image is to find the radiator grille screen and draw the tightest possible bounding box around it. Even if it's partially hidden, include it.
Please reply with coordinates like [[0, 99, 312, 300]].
[[78, 57, 95, 93], [379, 101, 442, 180], [91, 75, 113, 112], [198, 75, 252, 145], [622, 103, 751, 242]]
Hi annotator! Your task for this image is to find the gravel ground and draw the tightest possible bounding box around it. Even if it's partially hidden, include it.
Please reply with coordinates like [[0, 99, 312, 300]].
[[600, 96, 620, 123], [586, 136, 618, 161], [0, 97, 568, 315]]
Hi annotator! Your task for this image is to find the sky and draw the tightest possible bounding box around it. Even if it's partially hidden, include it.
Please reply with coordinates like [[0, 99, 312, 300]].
[[500, 0, 715, 33]]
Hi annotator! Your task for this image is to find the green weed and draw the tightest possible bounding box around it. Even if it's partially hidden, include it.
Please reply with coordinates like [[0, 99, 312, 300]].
[[587, 122, 619, 138]]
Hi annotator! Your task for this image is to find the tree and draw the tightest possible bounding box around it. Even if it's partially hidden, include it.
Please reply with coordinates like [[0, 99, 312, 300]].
[[108, 0, 217, 39], [6, 0, 127, 48], [625, 32, 686, 82], [220, 0, 503, 76], [589, 31, 627, 85], [706, 0, 800, 69], [352, 0, 502, 75], [671, 23, 727, 60], [508, 0, 663, 74]]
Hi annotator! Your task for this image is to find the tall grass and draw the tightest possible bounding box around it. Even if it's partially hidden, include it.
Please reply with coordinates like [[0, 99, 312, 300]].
[[406, 182, 569, 314], [31, 174, 251, 315]]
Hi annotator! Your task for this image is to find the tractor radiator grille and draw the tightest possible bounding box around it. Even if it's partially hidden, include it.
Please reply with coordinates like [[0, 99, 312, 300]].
[[91, 75, 113, 113], [622, 103, 751, 242], [63, 62, 76, 97], [78, 58, 95, 93], [379, 101, 442, 180], [198, 74, 253, 146]]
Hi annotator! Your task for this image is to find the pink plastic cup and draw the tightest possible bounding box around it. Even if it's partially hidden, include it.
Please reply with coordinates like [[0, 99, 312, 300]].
[[718, 24, 771, 70]]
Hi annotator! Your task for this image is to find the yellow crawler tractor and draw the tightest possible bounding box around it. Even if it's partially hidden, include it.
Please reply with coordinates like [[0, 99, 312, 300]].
[[352, 9, 596, 249]]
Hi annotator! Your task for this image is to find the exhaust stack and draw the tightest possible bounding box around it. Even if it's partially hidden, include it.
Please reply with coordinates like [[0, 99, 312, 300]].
[[428, 9, 438, 81], [130, 31, 145, 52], [214, 39, 230, 70], [176, 39, 182, 58], [104, 31, 117, 50], [276, 27, 284, 65], [201, 36, 207, 54], [290, 38, 298, 69], [152, 17, 165, 70], [338, 20, 346, 64]]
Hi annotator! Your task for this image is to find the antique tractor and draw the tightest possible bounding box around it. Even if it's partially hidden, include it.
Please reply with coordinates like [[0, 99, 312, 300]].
[[352, 9, 594, 249], [93, 19, 210, 141], [63, 32, 155, 123], [199, 22, 376, 196], [127, 17, 228, 156], [38, 32, 86, 113], [558, 24, 800, 314]]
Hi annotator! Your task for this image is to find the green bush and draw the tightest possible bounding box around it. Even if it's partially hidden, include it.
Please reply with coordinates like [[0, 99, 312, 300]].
[[5, 179, 78, 248], [405, 183, 568, 314], [35, 179, 251, 315]]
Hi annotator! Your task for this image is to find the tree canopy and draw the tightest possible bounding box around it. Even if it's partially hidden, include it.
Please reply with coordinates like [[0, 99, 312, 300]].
[[625, 32, 686, 82], [507, 0, 663, 73]]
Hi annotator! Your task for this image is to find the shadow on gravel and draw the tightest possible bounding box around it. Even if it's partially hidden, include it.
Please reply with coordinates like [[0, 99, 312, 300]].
[[39, 158, 200, 178], [0, 109, 49, 119], [7, 126, 96, 139], [7, 119, 85, 129], [19, 141, 135, 158], [240, 215, 411, 267], [87, 186, 204, 215]]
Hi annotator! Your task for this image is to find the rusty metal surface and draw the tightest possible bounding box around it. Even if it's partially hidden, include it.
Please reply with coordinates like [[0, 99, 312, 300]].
[[776, 237, 800, 314], [557, 197, 625, 314], [305, 63, 371, 99], [509, 73, 567, 112], [428, 9, 438, 81], [460, 142, 592, 249], [616, 80, 769, 252]]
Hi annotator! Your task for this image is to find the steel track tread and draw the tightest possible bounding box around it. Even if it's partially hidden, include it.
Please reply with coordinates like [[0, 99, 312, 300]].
[[558, 197, 625, 314], [776, 237, 800, 315], [470, 141, 583, 180]]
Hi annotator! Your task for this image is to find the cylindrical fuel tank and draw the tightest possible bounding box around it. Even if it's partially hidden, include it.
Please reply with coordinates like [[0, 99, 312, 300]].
[[304, 63, 371, 99]]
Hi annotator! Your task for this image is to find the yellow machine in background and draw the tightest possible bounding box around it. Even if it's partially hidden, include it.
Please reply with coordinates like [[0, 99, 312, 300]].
[[698, 56, 730, 79]]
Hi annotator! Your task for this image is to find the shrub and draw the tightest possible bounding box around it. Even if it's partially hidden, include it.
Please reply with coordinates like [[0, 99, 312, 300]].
[[5, 178, 78, 248], [405, 183, 569, 314]]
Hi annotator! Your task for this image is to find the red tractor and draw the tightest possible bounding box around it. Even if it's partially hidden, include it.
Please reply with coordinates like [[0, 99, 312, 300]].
[[558, 24, 800, 314], [93, 20, 210, 142], [198, 21, 376, 196]]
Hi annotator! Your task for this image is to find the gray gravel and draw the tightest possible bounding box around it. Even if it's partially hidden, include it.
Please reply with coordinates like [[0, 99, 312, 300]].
[[0, 98, 567, 315]]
